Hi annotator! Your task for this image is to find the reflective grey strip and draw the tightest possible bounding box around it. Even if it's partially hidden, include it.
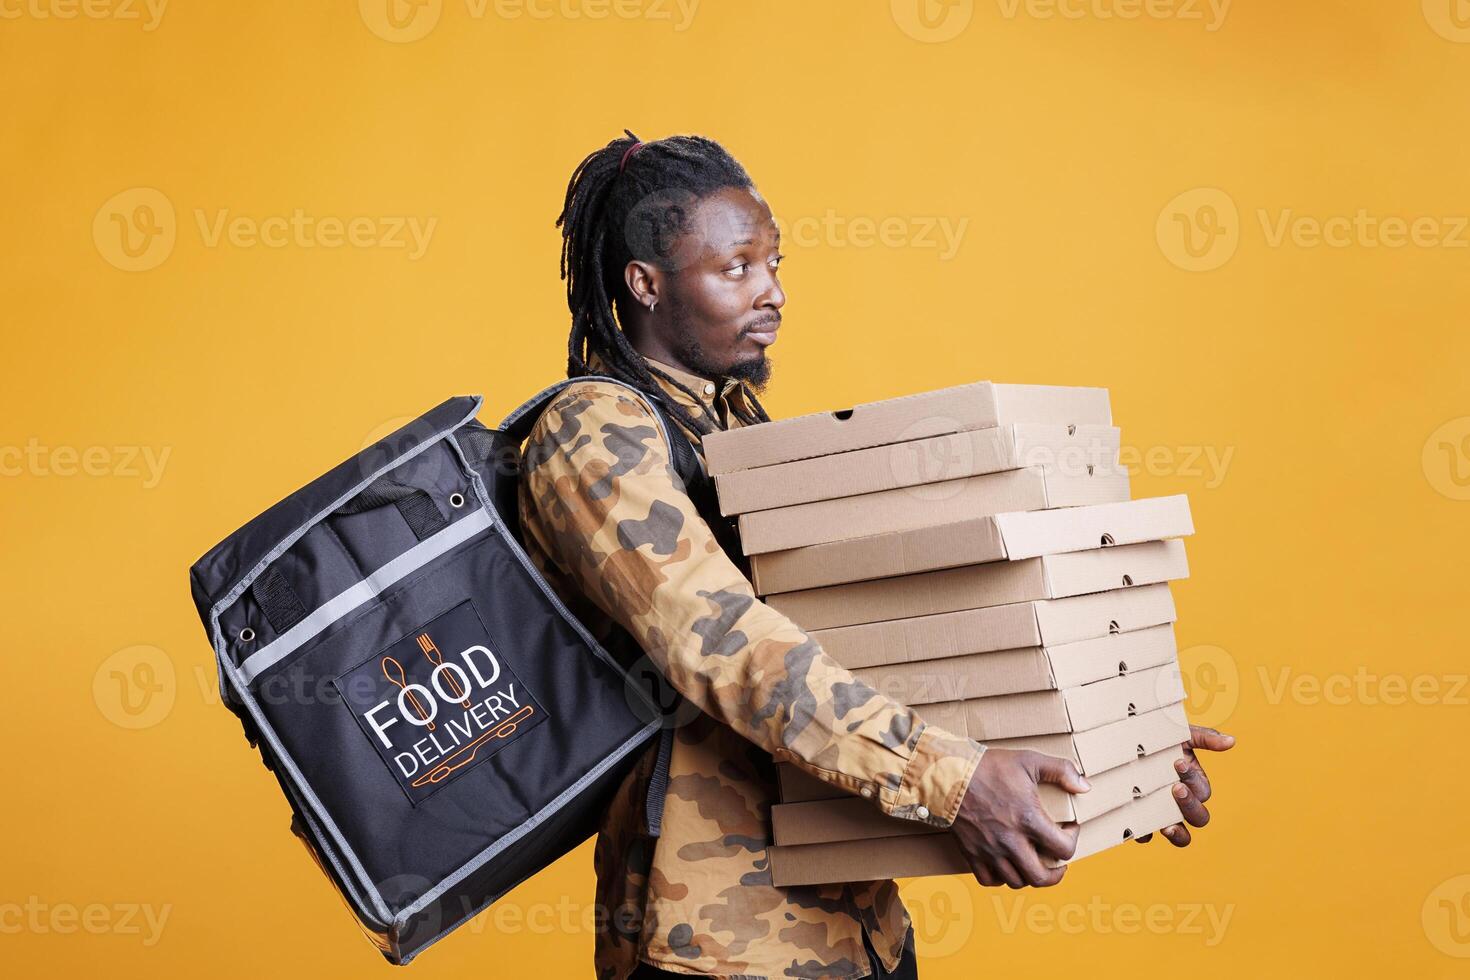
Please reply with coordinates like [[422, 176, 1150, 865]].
[[238, 507, 493, 685]]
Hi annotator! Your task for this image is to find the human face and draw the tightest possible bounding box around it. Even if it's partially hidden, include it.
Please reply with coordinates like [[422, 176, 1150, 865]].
[[632, 186, 785, 387]]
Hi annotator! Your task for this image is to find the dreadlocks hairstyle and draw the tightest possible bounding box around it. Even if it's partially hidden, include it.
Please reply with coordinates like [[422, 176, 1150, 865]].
[[556, 129, 774, 439]]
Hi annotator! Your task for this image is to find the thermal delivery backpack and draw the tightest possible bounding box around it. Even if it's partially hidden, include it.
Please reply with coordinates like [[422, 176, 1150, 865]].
[[188, 380, 714, 964]]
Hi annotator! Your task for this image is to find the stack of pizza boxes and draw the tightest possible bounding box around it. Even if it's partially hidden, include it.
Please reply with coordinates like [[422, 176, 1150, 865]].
[[700, 382, 1194, 886]]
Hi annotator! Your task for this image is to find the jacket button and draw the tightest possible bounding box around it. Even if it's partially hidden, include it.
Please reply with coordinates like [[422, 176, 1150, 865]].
[[703, 382, 715, 395], [915, 805, 930, 820], [860, 785, 874, 799]]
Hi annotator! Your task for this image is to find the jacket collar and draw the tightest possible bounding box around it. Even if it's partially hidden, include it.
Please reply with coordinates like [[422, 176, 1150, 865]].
[[585, 350, 753, 427]]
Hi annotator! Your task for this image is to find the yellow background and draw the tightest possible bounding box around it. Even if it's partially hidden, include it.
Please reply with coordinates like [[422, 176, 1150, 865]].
[[4, 0, 1470, 976]]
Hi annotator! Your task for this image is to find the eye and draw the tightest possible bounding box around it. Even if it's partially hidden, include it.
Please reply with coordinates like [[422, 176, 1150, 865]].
[[725, 262, 749, 277], [770, 253, 784, 269]]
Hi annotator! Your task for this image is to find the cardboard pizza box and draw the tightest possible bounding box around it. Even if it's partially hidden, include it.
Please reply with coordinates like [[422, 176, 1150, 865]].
[[715, 423, 1121, 516], [751, 495, 1192, 595], [766, 539, 1189, 631], [702, 381, 1112, 476]]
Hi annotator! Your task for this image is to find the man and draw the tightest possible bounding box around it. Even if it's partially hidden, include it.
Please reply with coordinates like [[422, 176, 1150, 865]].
[[518, 131, 1234, 980]]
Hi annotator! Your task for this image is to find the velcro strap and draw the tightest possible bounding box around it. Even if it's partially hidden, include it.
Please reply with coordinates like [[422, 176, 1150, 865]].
[[251, 565, 308, 634]]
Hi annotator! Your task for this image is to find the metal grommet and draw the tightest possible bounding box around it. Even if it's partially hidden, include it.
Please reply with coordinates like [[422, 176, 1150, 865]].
[[239, 627, 256, 643], [449, 492, 466, 509]]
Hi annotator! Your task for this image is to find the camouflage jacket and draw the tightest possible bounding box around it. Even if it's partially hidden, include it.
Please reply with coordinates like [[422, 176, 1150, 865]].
[[517, 354, 985, 979]]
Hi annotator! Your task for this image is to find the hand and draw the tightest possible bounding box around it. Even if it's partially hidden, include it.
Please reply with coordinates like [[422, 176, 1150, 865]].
[[1138, 724, 1236, 847], [951, 748, 1087, 888]]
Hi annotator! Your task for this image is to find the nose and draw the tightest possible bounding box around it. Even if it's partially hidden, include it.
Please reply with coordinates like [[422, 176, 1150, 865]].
[[757, 267, 785, 313]]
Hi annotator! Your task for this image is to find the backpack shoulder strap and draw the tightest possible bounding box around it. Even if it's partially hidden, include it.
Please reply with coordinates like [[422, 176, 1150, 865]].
[[500, 375, 722, 841], [499, 374, 708, 494]]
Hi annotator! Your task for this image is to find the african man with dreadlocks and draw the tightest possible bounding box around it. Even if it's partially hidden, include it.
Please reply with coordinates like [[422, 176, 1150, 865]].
[[516, 132, 1222, 979]]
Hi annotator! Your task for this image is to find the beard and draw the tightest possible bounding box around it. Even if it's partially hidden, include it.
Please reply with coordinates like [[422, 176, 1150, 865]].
[[668, 306, 774, 392]]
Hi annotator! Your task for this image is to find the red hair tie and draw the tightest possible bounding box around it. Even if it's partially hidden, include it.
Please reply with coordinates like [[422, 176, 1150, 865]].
[[619, 141, 646, 173]]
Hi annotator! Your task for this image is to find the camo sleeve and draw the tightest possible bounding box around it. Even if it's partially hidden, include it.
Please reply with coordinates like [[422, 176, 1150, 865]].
[[520, 381, 985, 827]]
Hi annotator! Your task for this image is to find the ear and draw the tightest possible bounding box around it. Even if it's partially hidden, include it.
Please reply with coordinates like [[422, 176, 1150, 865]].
[[624, 259, 662, 312]]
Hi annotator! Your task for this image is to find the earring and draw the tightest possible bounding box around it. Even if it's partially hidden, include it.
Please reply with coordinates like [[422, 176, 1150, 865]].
[[649, 299, 658, 313]]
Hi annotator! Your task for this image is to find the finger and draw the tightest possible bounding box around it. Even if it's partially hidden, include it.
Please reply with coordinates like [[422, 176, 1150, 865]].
[[1023, 807, 1080, 863], [1175, 755, 1212, 803], [1171, 781, 1211, 828], [1028, 752, 1091, 794], [1005, 835, 1068, 888], [1134, 832, 1154, 844], [1160, 823, 1193, 848], [973, 863, 999, 888], [1189, 725, 1236, 753], [993, 854, 1026, 890]]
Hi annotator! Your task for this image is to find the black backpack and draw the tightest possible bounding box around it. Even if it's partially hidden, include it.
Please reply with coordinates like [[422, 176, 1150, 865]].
[[188, 378, 720, 964]]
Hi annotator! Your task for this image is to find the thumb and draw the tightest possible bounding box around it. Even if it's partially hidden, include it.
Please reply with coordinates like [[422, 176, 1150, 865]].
[[1190, 725, 1237, 753], [1029, 752, 1091, 794]]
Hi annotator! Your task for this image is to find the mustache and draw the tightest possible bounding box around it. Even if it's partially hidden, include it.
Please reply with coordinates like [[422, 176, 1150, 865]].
[[743, 315, 782, 333]]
